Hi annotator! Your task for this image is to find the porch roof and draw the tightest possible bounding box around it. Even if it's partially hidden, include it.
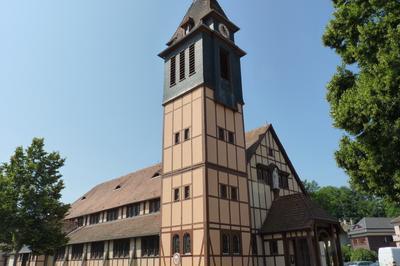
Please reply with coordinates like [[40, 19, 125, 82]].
[[261, 193, 338, 234]]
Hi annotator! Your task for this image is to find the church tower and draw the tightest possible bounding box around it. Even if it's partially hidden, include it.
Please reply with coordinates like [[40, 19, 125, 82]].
[[159, 1, 251, 265]]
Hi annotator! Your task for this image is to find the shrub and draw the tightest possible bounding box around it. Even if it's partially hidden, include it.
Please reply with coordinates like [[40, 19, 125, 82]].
[[350, 248, 377, 262], [341, 245, 353, 262]]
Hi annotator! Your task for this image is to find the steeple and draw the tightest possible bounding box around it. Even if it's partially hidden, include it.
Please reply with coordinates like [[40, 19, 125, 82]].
[[166, 0, 238, 47], [159, 0, 245, 110]]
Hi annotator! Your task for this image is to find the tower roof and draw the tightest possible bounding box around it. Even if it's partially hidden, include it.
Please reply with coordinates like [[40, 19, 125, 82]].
[[167, 0, 238, 47]]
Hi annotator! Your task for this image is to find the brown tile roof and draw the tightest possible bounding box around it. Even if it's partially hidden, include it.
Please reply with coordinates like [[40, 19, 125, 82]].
[[261, 193, 338, 234], [245, 124, 271, 161], [67, 214, 160, 244], [66, 164, 162, 219]]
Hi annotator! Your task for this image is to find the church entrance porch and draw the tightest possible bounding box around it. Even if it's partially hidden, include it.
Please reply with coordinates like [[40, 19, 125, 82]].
[[260, 193, 343, 266]]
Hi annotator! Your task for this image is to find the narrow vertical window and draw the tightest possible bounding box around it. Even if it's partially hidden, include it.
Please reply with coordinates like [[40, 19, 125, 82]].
[[220, 184, 227, 199], [222, 233, 230, 254], [142, 236, 159, 257], [170, 56, 176, 87], [179, 50, 185, 81], [257, 166, 263, 181], [218, 127, 225, 141], [126, 203, 140, 218], [227, 131, 235, 144], [232, 234, 241, 255], [174, 188, 180, 202], [91, 242, 104, 259], [113, 239, 130, 258], [231, 187, 238, 201], [279, 174, 289, 189], [189, 44, 195, 75], [149, 199, 160, 213], [172, 234, 180, 254], [183, 233, 191, 254], [270, 240, 279, 255], [77, 217, 84, 227], [251, 235, 258, 255], [106, 208, 118, 221], [54, 247, 66, 261], [175, 132, 180, 145], [219, 48, 230, 80], [184, 186, 190, 200], [71, 244, 84, 260], [184, 128, 190, 141], [90, 213, 100, 225], [268, 148, 274, 157]]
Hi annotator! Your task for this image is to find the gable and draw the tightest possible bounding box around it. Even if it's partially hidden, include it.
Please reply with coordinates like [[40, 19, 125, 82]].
[[246, 125, 306, 197]]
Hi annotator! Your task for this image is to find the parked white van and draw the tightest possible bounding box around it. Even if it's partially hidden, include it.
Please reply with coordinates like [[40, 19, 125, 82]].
[[379, 247, 400, 265]]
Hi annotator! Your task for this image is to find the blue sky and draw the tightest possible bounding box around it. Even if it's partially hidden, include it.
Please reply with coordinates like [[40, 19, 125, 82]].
[[0, 0, 347, 203]]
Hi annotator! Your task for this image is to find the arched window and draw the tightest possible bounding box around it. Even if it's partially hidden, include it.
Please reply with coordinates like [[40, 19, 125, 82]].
[[222, 233, 230, 254], [172, 234, 180, 254], [183, 233, 191, 254], [232, 234, 241, 255]]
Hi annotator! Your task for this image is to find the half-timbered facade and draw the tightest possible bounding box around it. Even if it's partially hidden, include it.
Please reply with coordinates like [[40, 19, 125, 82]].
[[5, 1, 343, 266]]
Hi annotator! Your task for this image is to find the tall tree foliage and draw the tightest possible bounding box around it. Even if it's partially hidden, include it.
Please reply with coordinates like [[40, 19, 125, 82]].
[[0, 138, 69, 258], [303, 180, 400, 222], [323, 0, 400, 201]]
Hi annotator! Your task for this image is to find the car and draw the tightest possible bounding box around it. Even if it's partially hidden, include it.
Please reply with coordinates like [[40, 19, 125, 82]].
[[344, 262, 376, 266]]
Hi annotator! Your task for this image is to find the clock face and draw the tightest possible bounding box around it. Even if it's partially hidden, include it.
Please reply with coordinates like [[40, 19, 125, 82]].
[[219, 23, 230, 38]]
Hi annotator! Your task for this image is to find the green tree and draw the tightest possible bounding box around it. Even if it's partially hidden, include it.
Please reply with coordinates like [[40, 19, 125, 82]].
[[351, 248, 377, 262], [0, 168, 16, 253], [303, 180, 400, 221], [0, 138, 70, 261], [303, 179, 320, 195], [323, 0, 400, 202]]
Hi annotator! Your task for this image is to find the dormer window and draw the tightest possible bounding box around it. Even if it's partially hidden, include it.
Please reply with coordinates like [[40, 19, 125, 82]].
[[185, 24, 192, 35], [152, 172, 161, 178], [181, 17, 194, 36]]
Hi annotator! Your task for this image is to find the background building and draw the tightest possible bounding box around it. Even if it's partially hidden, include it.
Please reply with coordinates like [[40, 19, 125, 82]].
[[349, 217, 396, 252]]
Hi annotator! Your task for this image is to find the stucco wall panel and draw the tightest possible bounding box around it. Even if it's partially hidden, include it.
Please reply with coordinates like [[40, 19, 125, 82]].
[[192, 97, 203, 137], [182, 140, 192, 168], [207, 136, 218, 164], [193, 167, 204, 197], [192, 136, 203, 164], [206, 98, 216, 137], [193, 197, 204, 223], [193, 229, 205, 255]]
